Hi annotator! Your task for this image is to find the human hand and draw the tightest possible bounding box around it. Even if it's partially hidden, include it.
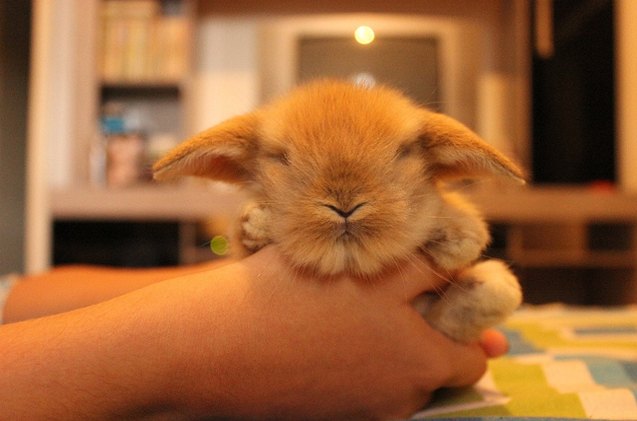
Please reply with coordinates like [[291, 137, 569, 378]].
[[162, 245, 508, 420]]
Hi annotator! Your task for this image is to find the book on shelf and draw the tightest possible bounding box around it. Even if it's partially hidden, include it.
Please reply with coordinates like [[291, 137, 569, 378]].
[[93, 101, 180, 188], [99, 0, 189, 84]]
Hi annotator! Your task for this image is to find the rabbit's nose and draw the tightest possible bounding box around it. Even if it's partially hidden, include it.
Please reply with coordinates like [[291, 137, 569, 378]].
[[324, 202, 367, 218]]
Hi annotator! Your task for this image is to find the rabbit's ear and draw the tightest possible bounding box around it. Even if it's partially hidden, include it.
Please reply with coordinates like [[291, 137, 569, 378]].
[[153, 113, 259, 183], [419, 111, 525, 183]]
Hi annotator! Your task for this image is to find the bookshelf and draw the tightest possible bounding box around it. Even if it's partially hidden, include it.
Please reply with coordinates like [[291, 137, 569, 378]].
[[78, 0, 215, 266], [26, 0, 218, 270], [94, 0, 193, 188]]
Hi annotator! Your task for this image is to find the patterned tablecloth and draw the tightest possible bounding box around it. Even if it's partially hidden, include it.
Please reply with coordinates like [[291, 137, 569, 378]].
[[412, 305, 637, 420]]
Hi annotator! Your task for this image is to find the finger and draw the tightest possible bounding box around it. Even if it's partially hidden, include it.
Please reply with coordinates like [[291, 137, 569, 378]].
[[479, 329, 510, 358]]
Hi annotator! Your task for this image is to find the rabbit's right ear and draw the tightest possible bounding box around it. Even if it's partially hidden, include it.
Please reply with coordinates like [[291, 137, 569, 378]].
[[419, 111, 526, 183], [153, 113, 259, 184]]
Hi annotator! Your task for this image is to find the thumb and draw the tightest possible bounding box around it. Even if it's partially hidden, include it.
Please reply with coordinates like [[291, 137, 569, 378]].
[[479, 329, 510, 358], [446, 343, 489, 388], [429, 329, 489, 388], [438, 330, 510, 387]]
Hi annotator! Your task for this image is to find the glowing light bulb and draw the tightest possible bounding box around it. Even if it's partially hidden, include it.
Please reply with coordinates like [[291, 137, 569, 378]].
[[354, 26, 375, 45], [351, 72, 377, 88]]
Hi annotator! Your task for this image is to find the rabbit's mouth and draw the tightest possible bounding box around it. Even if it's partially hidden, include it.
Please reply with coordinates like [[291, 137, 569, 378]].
[[335, 221, 352, 238], [333, 220, 365, 243]]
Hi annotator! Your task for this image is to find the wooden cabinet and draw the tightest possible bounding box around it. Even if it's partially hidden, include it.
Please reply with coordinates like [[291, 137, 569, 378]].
[[470, 186, 637, 304]]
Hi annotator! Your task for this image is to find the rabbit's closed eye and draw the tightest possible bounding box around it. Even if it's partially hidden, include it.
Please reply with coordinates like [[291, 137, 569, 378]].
[[395, 141, 419, 160], [263, 149, 290, 166]]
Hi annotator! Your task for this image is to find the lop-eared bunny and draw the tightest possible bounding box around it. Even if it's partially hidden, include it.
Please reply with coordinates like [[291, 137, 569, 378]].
[[154, 80, 523, 342]]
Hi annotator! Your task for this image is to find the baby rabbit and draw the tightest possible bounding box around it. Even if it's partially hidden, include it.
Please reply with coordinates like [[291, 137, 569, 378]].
[[153, 80, 523, 342]]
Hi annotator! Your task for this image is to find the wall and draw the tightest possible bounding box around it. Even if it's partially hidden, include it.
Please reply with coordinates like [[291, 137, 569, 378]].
[[191, 18, 260, 131], [0, 2, 30, 273], [25, 0, 99, 273], [192, 2, 530, 165], [616, 0, 637, 191]]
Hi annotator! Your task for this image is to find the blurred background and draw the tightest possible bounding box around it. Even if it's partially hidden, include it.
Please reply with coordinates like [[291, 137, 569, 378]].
[[1, 0, 636, 305]]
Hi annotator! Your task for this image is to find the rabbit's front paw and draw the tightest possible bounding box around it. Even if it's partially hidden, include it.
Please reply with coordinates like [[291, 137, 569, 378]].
[[422, 260, 522, 342], [424, 227, 486, 271], [239, 203, 272, 253]]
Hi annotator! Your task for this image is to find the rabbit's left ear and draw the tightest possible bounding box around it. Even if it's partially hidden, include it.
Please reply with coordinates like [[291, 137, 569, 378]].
[[419, 111, 525, 183], [153, 113, 259, 184]]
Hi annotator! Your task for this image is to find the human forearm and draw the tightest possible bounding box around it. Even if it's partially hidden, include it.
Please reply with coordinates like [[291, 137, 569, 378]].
[[0, 283, 185, 419], [0, 259, 286, 420], [0, 258, 281, 420], [3, 260, 231, 323]]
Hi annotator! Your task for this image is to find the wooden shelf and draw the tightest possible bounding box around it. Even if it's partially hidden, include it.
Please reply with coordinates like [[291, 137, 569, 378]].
[[51, 184, 245, 221], [508, 250, 637, 268], [468, 185, 637, 222], [468, 186, 637, 269], [50, 185, 637, 269], [100, 79, 184, 88], [51, 184, 637, 225]]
